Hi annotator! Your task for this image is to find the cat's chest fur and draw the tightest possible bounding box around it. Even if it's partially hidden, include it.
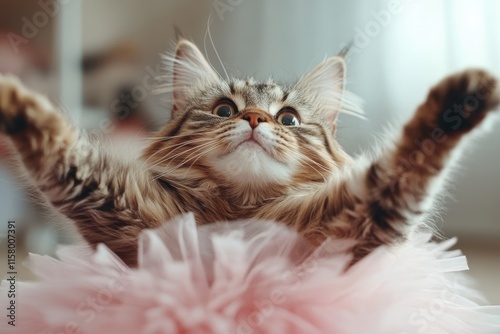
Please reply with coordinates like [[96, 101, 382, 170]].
[[155, 175, 338, 248], [160, 175, 298, 225]]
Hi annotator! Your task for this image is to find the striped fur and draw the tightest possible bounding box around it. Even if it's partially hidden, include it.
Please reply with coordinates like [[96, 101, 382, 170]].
[[0, 40, 498, 266]]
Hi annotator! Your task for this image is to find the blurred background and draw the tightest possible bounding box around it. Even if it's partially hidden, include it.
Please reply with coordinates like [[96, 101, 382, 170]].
[[0, 0, 499, 302]]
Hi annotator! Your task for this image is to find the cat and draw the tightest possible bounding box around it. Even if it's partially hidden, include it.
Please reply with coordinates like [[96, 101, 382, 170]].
[[0, 38, 498, 267]]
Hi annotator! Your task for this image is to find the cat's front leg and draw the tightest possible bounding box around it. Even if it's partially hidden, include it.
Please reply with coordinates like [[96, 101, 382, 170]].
[[332, 70, 499, 263], [0, 75, 178, 265]]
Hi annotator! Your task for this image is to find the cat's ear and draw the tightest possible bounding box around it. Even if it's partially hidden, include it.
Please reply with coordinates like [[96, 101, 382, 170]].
[[171, 38, 219, 117], [294, 56, 346, 131]]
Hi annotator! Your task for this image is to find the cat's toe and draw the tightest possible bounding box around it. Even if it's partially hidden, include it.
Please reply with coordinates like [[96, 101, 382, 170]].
[[428, 69, 499, 134], [0, 74, 27, 131], [0, 74, 25, 106]]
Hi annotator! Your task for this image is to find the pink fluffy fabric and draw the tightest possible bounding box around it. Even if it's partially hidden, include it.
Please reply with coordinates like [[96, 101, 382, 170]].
[[1, 213, 500, 333]]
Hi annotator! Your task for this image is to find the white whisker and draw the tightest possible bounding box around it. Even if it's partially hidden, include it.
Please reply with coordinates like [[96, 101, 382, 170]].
[[145, 138, 213, 171], [207, 14, 229, 81], [204, 16, 223, 79]]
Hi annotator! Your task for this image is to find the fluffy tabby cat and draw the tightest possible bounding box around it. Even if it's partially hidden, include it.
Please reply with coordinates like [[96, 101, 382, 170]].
[[0, 39, 498, 266]]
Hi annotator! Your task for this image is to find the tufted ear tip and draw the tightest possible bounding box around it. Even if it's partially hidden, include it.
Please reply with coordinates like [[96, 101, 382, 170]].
[[173, 25, 185, 41], [337, 41, 353, 59]]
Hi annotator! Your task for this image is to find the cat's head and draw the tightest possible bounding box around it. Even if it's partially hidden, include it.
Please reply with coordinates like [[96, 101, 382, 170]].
[[145, 39, 362, 202]]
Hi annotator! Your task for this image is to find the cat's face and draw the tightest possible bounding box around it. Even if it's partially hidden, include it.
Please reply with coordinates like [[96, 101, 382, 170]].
[[145, 39, 361, 200]]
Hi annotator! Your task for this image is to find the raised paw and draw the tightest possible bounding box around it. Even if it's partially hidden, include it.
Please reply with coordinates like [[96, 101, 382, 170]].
[[0, 74, 55, 135], [426, 69, 500, 135]]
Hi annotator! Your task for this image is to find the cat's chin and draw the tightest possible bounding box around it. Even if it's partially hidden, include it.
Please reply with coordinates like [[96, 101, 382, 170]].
[[236, 139, 267, 153], [209, 141, 295, 186]]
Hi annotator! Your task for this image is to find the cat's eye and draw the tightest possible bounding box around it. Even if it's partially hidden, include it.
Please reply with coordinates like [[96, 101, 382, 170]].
[[277, 108, 300, 126], [213, 101, 237, 118]]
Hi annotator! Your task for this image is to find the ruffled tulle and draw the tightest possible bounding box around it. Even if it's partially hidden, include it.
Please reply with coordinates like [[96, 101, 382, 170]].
[[1, 213, 499, 333]]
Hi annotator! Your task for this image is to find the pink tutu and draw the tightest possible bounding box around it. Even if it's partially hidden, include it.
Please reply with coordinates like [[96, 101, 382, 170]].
[[1, 213, 499, 333]]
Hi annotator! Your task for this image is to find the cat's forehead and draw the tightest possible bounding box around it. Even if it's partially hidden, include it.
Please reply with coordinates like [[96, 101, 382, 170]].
[[228, 78, 291, 115]]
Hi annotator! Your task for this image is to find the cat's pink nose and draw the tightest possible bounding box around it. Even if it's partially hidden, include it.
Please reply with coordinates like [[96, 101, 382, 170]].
[[242, 111, 269, 129]]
